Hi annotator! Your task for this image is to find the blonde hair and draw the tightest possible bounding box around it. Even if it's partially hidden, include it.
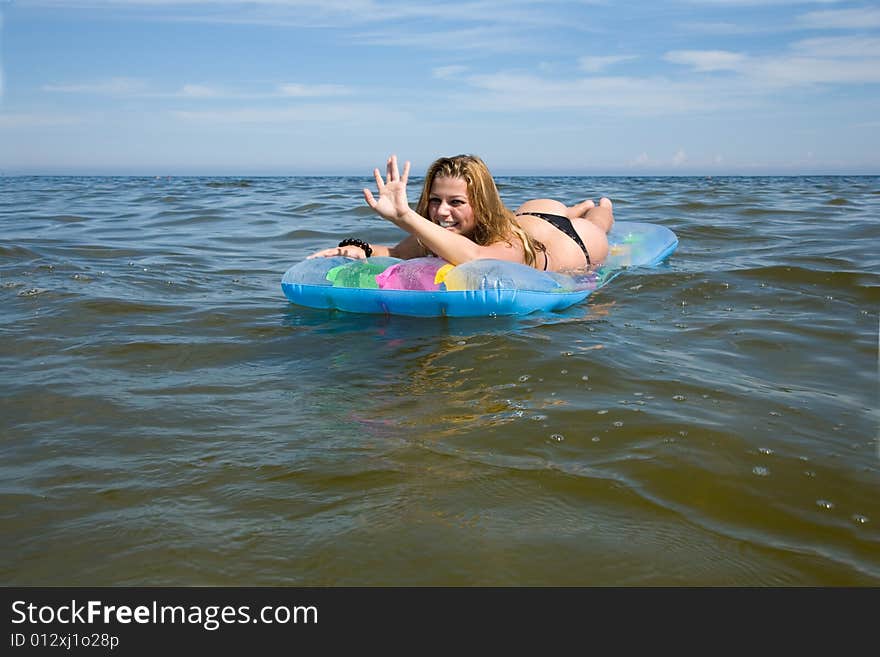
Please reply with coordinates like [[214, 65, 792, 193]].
[[414, 155, 546, 267]]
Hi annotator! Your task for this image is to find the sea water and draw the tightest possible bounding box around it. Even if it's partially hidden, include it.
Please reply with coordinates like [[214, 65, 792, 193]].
[[1, 174, 877, 585]]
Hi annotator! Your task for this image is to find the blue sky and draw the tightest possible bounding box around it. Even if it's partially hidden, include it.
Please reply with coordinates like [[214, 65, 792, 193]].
[[1, 0, 878, 175]]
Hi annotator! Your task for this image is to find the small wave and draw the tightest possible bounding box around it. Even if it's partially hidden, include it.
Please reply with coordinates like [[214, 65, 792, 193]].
[[279, 228, 338, 241], [740, 207, 812, 217], [206, 180, 252, 188], [289, 203, 326, 213], [734, 264, 877, 289], [150, 212, 224, 227], [48, 243, 146, 260], [0, 244, 43, 260], [48, 214, 90, 223], [670, 201, 741, 211], [79, 298, 187, 315], [676, 223, 743, 241]]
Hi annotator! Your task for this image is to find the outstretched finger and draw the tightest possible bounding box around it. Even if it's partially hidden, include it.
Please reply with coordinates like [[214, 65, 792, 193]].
[[387, 154, 399, 183], [400, 160, 411, 185], [363, 187, 377, 209], [373, 167, 385, 194]]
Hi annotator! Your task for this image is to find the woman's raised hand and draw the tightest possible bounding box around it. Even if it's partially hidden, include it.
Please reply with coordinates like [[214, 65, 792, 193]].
[[363, 155, 412, 224]]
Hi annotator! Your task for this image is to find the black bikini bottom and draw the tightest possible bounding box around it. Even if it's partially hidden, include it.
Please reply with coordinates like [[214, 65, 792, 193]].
[[517, 212, 591, 265]]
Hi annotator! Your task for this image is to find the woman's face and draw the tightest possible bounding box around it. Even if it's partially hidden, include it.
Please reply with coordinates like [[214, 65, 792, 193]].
[[427, 176, 476, 237]]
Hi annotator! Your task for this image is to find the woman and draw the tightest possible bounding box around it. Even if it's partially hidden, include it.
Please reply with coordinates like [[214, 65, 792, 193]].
[[308, 154, 614, 272]]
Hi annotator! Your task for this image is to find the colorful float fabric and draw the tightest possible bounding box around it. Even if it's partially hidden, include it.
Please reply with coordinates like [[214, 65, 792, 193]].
[[282, 222, 678, 317]]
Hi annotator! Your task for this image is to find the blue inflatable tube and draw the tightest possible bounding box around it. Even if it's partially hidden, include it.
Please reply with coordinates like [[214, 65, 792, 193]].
[[282, 221, 677, 317]]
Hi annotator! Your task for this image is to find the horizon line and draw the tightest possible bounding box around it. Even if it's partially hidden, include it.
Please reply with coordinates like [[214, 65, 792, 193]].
[[2, 170, 878, 178]]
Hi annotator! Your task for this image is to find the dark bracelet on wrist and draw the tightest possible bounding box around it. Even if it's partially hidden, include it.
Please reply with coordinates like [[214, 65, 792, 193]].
[[338, 237, 372, 257]]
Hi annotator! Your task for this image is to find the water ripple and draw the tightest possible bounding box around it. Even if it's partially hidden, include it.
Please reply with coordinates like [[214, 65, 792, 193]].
[[2, 174, 878, 586]]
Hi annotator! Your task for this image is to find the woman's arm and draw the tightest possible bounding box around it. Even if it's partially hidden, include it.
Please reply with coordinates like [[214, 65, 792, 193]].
[[389, 207, 523, 265], [306, 234, 423, 260], [370, 235, 424, 259]]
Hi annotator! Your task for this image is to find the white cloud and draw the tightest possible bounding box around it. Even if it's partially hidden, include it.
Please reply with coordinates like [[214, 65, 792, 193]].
[[433, 65, 469, 80], [578, 55, 638, 73], [0, 112, 82, 127], [14, 1, 582, 31], [748, 55, 880, 86], [171, 103, 409, 124], [663, 38, 880, 87], [681, 21, 769, 35], [418, 26, 880, 120], [685, 0, 839, 5], [13, 1, 376, 8], [41, 78, 354, 99], [664, 50, 747, 72], [791, 36, 880, 58], [796, 7, 880, 29], [42, 77, 148, 95], [462, 72, 732, 114], [672, 149, 687, 166], [179, 84, 221, 98], [353, 25, 526, 52], [276, 82, 351, 97]]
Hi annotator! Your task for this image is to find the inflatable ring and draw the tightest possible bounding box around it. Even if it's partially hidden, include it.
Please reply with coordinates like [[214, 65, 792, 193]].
[[282, 222, 678, 317]]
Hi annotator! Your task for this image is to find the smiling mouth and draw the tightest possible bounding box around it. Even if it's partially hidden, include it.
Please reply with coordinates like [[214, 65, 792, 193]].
[[438, 219, 458, 229]]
